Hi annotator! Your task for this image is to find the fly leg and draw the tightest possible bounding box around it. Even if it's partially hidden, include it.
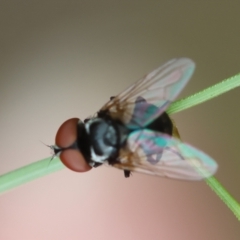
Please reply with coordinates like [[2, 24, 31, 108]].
[[124, 170, 131, 178]]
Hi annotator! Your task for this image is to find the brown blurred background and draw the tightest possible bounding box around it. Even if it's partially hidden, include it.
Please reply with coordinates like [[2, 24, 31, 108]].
[[0, 1, 239, 240]]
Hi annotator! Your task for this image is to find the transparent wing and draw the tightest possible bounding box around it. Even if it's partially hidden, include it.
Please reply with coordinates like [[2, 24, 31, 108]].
[[100, 58, 195, 129], [112, 130, 218, 180]]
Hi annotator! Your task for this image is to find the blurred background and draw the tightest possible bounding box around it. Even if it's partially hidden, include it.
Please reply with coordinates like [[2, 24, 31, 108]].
[[0, 1, 239, 239]]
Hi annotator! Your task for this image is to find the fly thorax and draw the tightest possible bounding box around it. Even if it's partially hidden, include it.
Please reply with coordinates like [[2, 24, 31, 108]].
[[85, 118, 119, 163]]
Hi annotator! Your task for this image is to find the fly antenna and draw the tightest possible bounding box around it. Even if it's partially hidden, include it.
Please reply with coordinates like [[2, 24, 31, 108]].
[[39, 140, 59, 166]]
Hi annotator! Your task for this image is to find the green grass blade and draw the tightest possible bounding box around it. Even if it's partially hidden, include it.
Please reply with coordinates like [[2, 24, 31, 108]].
[[205, 177, 240, 221], [167, 73, 240, 114], [0, 157, 64, 194], [0, 72, 239, 222]]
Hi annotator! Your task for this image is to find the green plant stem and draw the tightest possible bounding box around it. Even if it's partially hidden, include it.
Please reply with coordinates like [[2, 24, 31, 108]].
[[0, 157, 64, 194], [205, 177, 240, 221], [167, 73, 240, 114], [0, 72, 240, 222]]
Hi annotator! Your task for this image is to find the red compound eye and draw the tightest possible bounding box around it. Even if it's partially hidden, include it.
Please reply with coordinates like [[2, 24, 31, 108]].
[[55, 118, 92, 172]]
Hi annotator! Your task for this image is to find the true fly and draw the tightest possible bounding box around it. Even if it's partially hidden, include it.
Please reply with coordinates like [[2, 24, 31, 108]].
[[51, 58, 218, 180]]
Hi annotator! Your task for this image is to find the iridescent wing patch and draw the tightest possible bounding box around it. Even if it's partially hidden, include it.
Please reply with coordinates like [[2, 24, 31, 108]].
[[113, 129, 218, 180]]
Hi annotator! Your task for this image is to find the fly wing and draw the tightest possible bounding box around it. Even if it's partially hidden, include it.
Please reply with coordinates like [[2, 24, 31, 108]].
[[112, 130, 218, 180], [100, 58, 195, 129]]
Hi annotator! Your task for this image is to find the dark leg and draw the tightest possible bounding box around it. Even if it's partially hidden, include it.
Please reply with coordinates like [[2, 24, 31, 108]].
[[124, 170, 131, 178]]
